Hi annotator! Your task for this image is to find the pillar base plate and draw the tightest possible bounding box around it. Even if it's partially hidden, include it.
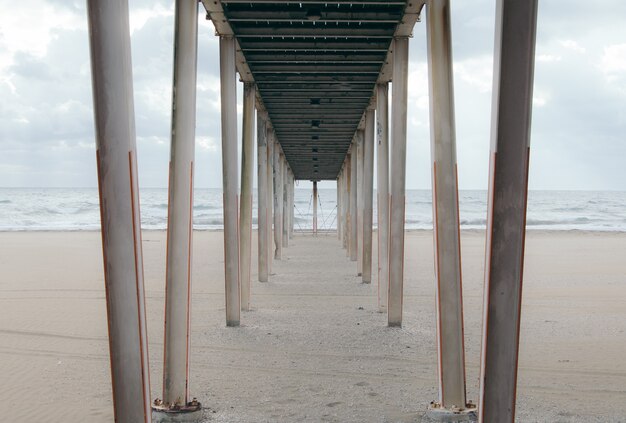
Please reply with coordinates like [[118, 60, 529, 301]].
[[152, 399, 203, 423], [423, 402, 477, 422]]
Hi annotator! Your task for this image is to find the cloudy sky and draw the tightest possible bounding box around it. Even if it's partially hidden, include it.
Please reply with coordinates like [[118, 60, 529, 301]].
[[0, 0, 625, 190]]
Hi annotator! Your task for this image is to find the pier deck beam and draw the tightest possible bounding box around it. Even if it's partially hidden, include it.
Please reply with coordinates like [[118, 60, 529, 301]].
[[388, 37, 409, 327], [240, 82, 255, 311], [219, 35, 240, 327], [478, 1, 538, 422], [362, 109, 375, 284], [425, 0, 473, 418], [257, 112, 269, 282], [86, 0, 151, 421], [376, 83, 390, 312]]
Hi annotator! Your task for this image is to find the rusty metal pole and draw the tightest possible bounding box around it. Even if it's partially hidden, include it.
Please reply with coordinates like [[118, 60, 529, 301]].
[[257, 112, 269, 282], [376, 82, 390, 313], [239, 82, 255, 311], [219, 35, 240, 327], [313, 181, 318, 235], [388, 37, 409, 327], [425, 0, 474, 418], [479, 1, 538, 422], [362, 109, 375, 284], [86, 0, 151, 421]]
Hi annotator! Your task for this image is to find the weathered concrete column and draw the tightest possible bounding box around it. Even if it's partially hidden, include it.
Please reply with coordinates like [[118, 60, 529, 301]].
[[345, 155, 352, 256], [388, 37, 409, 327], [376, 83, 390, 312], [343, 159, 349, 251], [290, 172, 295, 238], [349, 142, 358, 262], [257, 112, 269, 282], [219, 35, 240, 327], [479, 1, 538, 422], [356, 130, 364, 276], [267, 131, 274, 273], [86, 1, 151, 421], [283, 162, 289, 247], [239, 82, 255, 311], [362, 109, 375, 284], [273, 144, 283, 259], [313, 181, 318, 235], [156, 0, 201, 418], [425, 0, 473, 418]]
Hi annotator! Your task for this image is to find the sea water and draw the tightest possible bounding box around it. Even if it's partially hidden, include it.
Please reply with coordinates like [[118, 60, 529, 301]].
[[0, 187, 625, 232]]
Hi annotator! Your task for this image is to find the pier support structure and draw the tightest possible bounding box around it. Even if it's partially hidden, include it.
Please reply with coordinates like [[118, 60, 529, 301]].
[[356, 130, 364, 276], [350, 142, 358, 262], [479, 1, 538, 422], [362, 109, 375, 284], [257, 112, 269, 282], [337, 172, 342, 240], [219, 35, 240, 326], [388, 37, 409, 327], [87, 0, 151, 421], [267, 131, 274, 273], [239, 82, 255, 311], [376, 83, 390, 312], [283, 162, 289, 246], [273, 144, 283, 259], [424, 0, 474, 419], [345, 155, 352, 255], [313, 181, 318, 235]]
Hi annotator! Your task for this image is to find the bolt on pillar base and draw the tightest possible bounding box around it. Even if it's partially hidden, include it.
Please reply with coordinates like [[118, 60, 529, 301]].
[[152, 398, 203, 423], [423, 401, 477, 422]]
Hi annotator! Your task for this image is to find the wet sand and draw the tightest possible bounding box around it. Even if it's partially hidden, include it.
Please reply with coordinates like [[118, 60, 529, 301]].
[[0, 230, 625, 422]]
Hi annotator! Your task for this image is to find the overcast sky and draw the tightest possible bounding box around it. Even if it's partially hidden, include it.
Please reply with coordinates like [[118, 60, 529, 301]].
[[0, 0, 625, 190]]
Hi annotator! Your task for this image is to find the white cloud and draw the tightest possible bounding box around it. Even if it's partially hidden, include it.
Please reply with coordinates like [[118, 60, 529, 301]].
[[558, 39, 586, 54], [600, 43, 626, 86], [453, 55, 493, 93]]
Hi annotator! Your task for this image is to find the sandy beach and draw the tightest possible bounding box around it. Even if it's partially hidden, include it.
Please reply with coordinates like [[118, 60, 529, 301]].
[[0, 230, 625, 422]]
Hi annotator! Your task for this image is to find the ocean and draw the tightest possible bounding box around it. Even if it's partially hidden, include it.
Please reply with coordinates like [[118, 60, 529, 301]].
[[1, 188, 625, 232]]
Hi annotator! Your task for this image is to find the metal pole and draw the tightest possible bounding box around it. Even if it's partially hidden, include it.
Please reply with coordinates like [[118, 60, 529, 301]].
[[313, 181, 318, 235], [479, 1, 538, 421], [239, 82, 255, 311], [388, 37, 409, 327], [356, 129, 364, 276], [257, 112, 269, 282], [376, 83, 390, 312], [425, 0, 472, 416], [267, 131, 274, 273], [219, 35, 240, 327], [362, 109, 375, 284], [158, 0, 200, 415], [273, 145, 283, 259], [283, 162, 289, 246], [350, 142, 358, 262], [86, 1, 151, 421]]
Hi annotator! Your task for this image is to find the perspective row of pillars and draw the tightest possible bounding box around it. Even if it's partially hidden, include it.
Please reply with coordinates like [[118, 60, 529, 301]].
[[335, 1, 537, 421], [87, 0, 537, 421]]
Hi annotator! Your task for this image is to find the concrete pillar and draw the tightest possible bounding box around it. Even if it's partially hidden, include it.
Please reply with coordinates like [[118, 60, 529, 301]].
[[479, 1, 538, 422], [219, 35, 240, 327], [257, 112, 269, 282], [337, 172, 342, 240], [290, 172, 295, 238], [356, 130, 364, 276], [343, 158, 349, 251], [313, 181, 318, 235], [345, 155, 352, 255], [86, 1, 151, 421], [425, 0, 472, 417], [376, 83, 390, 312], [349, 142, 358, 262], [239, 82, 255, 311], [283, 162, 289, 246], [273, 144, 283, 259], [267, 131, 274, 273], [157, 0, 201, 417], [362, 109, 375, 284], [388, 37, 409, 327]]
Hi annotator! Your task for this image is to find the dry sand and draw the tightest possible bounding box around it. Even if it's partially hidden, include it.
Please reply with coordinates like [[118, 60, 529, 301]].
[[0, 230, 625, 422]]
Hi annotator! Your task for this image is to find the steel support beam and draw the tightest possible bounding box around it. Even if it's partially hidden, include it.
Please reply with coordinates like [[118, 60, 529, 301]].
[[425, 0, 472, 417], [273, 144, 283, 259], [356, 129, 364, 276], [257, 112, 269, 282], [158, 0, 200, 417], [362, 109, 375, 284], [86, 1, 151, 421], [479, 1, 538, 421], [388, 37, 409, 327], [376, 82, 389, 312], [240, 82, 255, 311], [220, 35, 240, 327]]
